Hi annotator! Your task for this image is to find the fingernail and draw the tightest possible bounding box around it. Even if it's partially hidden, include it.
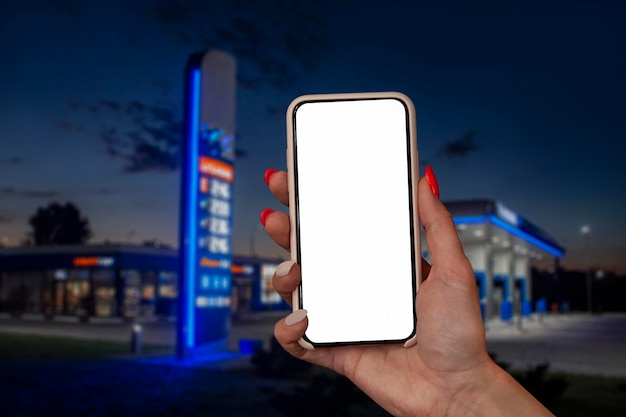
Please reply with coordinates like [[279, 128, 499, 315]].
[[276, 260, 296, 277], [260, 208, 274, 226], [425, 165, 440, 198], [285, 309, 308, 326], [264, 168, 278, 185], [403, 334, 417, 348]]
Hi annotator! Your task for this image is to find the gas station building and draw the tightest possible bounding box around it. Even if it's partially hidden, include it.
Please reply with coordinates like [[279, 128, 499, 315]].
[[0, 245, 286, 321], [431, 199, 565, 321], [0, 199, 564, 323]]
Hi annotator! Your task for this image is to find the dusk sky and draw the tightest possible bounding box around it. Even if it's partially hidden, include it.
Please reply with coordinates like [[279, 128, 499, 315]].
[[1, 1, 625, 273]]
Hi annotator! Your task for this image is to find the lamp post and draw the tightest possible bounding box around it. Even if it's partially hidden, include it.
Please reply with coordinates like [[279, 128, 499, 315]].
[[581, 225, 592, 313], [249, 223, 264, 257]]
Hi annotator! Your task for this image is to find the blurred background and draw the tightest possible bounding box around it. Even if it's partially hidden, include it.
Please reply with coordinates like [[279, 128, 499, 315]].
[[1, 0, 624, 272], [1, 1, 625, 416]]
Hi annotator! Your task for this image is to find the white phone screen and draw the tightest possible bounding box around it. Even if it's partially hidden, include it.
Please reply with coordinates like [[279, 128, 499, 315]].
[[292, 97, 417, 345]]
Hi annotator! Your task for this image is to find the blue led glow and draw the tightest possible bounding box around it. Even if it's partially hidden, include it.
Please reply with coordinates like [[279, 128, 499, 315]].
[[185, 68, 201, 348], [453, 216, 486, 225], [453, 215, 564, 258], [488, 215, 564, 258]]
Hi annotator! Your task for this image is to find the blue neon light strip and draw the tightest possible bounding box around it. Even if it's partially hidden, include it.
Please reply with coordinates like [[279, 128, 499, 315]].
[[453, 215, 564, 258], [453, 216, 485, 225], [488, 215, 564, 258], [185, 68, 201, 348]]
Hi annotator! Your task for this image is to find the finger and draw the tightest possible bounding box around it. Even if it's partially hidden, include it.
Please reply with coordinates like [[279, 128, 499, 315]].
[[274, 310, 336, 370], [417, 176, 471, 276], [273, 261, 301, 306], [263, 209, 290, 251], [274, 310, 311, 360], [267, 169, 289, 207]]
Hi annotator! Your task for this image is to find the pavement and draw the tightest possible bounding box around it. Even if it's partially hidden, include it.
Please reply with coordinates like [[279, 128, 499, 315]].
[[1, 312, 625, 377], [485, 313, 626, 377]]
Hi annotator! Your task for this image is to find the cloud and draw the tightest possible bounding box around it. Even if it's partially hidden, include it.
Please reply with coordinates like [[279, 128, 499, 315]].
[[0, 187, 61, 198], [77, 187, 116, 195], [57, 120, 88, 133], [436, 130, 480, 159], [0, 214, 13, 223], [95, 188, 115, 195], [0, 156, 24, 165], [0, 186, 117, 199]]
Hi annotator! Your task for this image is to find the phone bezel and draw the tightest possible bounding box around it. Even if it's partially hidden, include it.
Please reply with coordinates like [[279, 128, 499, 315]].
[[286, 92, 420, 349]]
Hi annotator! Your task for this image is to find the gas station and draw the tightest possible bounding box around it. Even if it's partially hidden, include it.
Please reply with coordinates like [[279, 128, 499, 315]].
[[177, 49, 568, 354], [175, 49, 567, 357], [431, 200, 565, 322], [0, 50, 567, 360]]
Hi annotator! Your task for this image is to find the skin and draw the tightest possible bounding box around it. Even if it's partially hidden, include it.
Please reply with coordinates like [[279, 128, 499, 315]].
[[263, 170, 555, 417]]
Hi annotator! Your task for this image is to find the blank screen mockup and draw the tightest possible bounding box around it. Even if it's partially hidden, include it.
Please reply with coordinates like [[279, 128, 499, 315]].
[[293, 98, 417, 344]]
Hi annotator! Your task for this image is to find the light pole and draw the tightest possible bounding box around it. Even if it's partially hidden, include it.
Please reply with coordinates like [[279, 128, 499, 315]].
[[249, 223, 264, 257], [581, 225, 592, 313]]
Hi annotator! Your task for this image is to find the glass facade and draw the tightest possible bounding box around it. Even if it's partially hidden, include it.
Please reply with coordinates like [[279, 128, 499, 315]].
[[93, 269, 115, 317], [0, 268, 176, 320], [0, 246, 287, 320]]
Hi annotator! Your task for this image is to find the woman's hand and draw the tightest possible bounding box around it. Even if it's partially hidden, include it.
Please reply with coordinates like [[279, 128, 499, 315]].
[[262, 167, 554, 417]]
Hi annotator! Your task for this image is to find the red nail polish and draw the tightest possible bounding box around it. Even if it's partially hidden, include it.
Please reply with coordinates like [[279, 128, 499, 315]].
[[425, 165, 440, 198], [260, 208, 274, 226], [264, 168, 278, 185]]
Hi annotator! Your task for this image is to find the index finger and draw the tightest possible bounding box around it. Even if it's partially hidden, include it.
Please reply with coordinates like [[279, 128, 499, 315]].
[[417, 176, 470, 273], [266, 169, 289, 206]]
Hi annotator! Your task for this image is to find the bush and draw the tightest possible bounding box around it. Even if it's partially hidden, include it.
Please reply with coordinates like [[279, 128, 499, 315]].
[[251, 337, 389, 416], [266, 373, 389, 417], [250, 336, 314, 378], [514, 363, 568, 407], [490, 353, 568, 408]]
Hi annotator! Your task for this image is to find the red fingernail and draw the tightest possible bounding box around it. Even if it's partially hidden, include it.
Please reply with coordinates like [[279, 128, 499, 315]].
[[260, 208, 274, 226], [264, 168, 278, 185], [425, 165, 440, 198]]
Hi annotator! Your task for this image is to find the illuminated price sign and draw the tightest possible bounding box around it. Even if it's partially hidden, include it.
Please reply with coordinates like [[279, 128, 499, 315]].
[[179, 50, 237, 359], [196, 156, 233, 310]]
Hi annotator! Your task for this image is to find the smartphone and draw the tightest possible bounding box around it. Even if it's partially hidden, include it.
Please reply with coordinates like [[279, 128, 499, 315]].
[[286, 92, 420, 348]]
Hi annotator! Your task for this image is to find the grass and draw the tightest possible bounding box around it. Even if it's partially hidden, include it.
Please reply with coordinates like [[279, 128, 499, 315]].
[[0, 332, 172, 361], [0, 332, 277, 417], [1, 332, 626, 416]]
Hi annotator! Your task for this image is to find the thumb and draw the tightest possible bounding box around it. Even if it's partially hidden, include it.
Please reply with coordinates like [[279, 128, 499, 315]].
[[418, 168, 468, 272]]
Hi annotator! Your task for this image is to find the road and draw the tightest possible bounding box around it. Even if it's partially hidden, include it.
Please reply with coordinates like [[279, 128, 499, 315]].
[[1, 312, 625, 377], [486, 314, 626, 377]]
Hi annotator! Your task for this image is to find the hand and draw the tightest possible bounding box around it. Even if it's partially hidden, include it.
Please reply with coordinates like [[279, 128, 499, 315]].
[[262, 167, 554, 417]]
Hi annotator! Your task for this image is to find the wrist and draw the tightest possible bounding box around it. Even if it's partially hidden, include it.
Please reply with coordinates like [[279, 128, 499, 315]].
[[444, 359, 555, 417]]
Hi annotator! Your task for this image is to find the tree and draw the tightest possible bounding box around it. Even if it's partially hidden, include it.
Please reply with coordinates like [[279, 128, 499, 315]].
[[28, 202, 92, 245]]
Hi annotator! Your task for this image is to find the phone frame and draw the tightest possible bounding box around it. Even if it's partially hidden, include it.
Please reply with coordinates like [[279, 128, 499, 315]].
[[286, 92, 420, 349]]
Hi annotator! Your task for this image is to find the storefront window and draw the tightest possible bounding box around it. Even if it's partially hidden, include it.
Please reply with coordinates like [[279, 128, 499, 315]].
[[54, 273, 65, 315], [231, 277, 253, 316], [63, 268, 91, 317], [42, 271, 56, 316], [66, 279, 90, 316], [260, 264, 281, 305], [156, 271, 177, 316], [158, 271, 177, 297], [22, 272, 44, 314], [122, 270, 141, 318], [140, 271, 156, 317], [93, 269, 115, 317], [1, 272, 33, 314]]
